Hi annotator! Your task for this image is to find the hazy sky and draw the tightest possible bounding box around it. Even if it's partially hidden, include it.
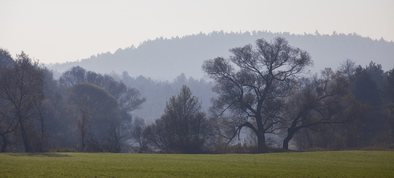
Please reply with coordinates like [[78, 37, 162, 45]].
[[0, 0, 393, 63]]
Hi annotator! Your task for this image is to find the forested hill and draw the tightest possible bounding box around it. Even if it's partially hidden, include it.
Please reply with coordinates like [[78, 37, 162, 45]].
[[49, 31, 394, 81]]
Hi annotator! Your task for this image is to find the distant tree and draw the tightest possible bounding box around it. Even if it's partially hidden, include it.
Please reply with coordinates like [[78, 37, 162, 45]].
[[0, 49, 15, 152], [146, 86, 210, 153], [60, 66, 145, 113], [338, 59, 356, 79], [385, 68, 394, 143], [281, 69, 350, 150], [60, 67, 145, 151], [0, 95, 17, 152], [68, 83, 121, 152], [33, 68, 58, 152], [131, 117, 147, 152], [39, 69, 76, 152], [0, 49, 14, 68], [203, 37, 311, 152], [351, 62, 387, 146], [386, 68, 394, 103], [59, 66, 86, 87], [0, 52, 44, 152], [352, 62, 384, 105], [293, 63, 391, 150]]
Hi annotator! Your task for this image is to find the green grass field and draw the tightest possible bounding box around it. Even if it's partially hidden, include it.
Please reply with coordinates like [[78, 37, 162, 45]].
[[0, 151, 393, 178]]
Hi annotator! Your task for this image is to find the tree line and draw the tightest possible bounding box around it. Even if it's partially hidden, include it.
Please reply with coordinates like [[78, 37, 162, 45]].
[[0, 51, 145, 152], [0, 37, 393, 153]]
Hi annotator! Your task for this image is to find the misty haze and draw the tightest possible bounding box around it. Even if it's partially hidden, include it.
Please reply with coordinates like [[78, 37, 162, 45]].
[[0, 0, 393, 177]]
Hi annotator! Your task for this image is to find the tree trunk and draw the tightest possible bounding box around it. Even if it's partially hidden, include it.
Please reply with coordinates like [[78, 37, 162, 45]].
[[80, 128, 85, 151], [283, 129, 295, 150], [79, 108, 87, 152], [256, 131, 266, 153], [18, 119, 31, 152], [1, 134, 8, 152], [283, 137, 290, 150], [255, 114, 266, 153], [39, 108, 46, 152]]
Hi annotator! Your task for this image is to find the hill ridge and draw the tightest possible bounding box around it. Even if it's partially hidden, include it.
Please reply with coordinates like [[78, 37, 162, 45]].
[[49, 31, 394, 81]]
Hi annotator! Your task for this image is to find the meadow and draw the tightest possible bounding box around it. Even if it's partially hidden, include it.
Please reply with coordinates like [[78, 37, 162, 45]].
[[0, 151, 393, 178]]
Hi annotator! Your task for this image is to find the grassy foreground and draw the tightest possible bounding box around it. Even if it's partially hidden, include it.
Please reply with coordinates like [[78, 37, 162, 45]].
[[0, 151, 393, 178]]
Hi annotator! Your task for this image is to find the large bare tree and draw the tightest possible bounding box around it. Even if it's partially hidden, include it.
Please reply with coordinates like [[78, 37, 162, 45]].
[[203, 37, 311, 152]]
